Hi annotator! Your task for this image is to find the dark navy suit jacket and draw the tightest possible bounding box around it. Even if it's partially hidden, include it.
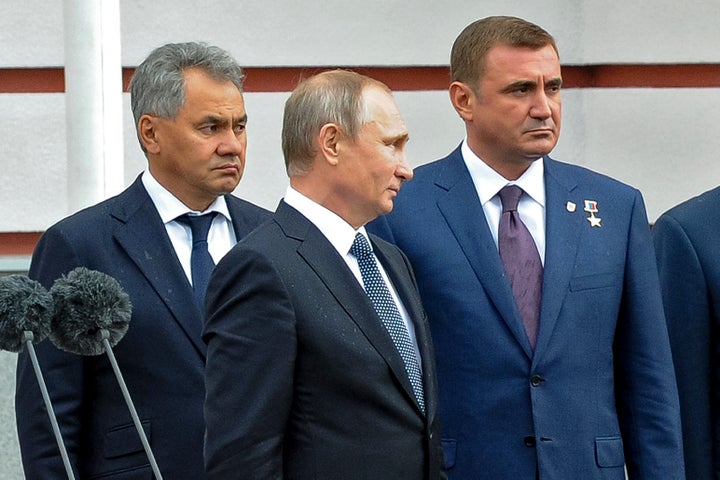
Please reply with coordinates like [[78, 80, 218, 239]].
[[368, 146, 685, 479], [15, 176, 270, 479], [653, 186, 720, 480], [203, 201, 445, 479]]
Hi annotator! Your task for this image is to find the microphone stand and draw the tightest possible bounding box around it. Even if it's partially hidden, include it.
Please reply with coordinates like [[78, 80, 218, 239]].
[[23, 331, 76, 480], [99, 329, 164, 480]]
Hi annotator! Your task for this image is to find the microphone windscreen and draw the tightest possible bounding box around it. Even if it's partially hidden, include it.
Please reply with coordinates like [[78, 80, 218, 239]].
[[0, 275, 53, 352], [49, 267, 132, 356]]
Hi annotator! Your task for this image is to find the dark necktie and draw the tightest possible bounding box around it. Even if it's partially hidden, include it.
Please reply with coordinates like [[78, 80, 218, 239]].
[[176, 212, 217, 311], [350, 233, 425, 413], [498, 185, 543, 349]]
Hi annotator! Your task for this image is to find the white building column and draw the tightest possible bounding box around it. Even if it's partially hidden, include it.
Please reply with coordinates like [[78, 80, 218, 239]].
[[63, 0, 123, 212]]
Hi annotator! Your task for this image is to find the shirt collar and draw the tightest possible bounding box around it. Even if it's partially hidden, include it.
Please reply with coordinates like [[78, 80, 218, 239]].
[[461, 139, 545, 207], [283, 186, 367, 257], [141, 170, 231, 223]]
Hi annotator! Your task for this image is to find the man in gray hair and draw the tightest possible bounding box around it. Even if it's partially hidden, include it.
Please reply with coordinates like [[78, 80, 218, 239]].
[[15, 42, 270, 479]]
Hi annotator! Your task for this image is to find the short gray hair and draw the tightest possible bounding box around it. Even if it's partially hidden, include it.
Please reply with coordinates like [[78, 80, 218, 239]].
[[130, 41, 245, 131], [281, 69, 390, 176]]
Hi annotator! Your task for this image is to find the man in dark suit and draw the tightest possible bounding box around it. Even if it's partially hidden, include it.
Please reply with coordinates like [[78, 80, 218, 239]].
[[653, 188, 720, 480], [203, 70, 445, 479], [368, 16, 684, 479], [15, 42, 270, 479]]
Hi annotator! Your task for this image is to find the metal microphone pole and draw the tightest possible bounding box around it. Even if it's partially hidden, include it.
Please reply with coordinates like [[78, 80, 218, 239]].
[[100, 329, 163, 480], [23, 331, 76, 480]]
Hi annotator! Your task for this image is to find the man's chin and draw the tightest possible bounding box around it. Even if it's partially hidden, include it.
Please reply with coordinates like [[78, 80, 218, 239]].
[[523, 144, 556, 160], [213, 178, 242, 194], [381, 201, 396, 216]]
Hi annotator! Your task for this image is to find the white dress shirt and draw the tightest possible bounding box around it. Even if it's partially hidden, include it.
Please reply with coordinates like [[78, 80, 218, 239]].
[[142, 170, 237, 285], [461, 139, 546, 264]]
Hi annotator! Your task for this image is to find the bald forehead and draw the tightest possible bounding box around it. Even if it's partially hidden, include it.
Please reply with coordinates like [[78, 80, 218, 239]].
[[361, 86, 408, 141]]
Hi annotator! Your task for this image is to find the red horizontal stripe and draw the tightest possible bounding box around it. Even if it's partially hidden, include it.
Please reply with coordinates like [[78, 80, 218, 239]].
[[0, 68, 65, 93], [562, 64, 720, 88], [0, 233, 41, 256], [3, 64, 720, 93]]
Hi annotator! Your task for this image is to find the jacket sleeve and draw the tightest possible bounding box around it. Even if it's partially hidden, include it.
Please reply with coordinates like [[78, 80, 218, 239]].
[[203, 244, 296, 479], [653, 212, 715, 480], [613, 191, 685, 479], [15, 227, 86, 479]]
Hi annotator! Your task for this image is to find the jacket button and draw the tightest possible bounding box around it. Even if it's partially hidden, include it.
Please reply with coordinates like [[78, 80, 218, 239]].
[[530, 375, 545, 387], [524, 436, 536, 447]]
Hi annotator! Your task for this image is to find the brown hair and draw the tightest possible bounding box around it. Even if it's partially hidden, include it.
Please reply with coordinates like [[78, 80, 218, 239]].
[[450, 16, 558, 88]]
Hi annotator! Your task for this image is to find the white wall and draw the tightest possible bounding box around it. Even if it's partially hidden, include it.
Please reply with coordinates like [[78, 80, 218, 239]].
[[5, 1, 720, 68], [3, 1, 720, 230]]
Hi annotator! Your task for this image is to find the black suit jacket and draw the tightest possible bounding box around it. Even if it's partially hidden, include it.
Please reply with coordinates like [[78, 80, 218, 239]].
[[15, 175, 271, 479], [203, 201, 444, 479]]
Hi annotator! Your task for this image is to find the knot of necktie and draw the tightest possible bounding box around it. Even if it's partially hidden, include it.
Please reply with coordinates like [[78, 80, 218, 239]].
[[498, 185, 524, 213], [176, 212, 217, 244], [350, 233, 373, 259]]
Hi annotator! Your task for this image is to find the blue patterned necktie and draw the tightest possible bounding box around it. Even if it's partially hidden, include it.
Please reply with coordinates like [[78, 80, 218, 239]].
[[176, 212, 218, 311], [350, 233, 425, 413], [498, 185, 543, 349]]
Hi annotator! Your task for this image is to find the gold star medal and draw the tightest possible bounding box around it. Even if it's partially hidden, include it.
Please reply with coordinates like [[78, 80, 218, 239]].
[[583, 200, 602, 227]]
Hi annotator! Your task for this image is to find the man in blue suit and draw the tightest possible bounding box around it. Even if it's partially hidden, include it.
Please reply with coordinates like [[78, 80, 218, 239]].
[[368, 16, 684, 479], [15, 42, 270, 479], [653, 188, 720, 480]]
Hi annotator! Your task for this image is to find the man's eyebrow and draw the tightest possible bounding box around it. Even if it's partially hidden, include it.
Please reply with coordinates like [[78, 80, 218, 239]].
[[502, 77, 563, 92], [385, 131, 409, 143], [503, 80, 537, 92], [200, 114, 248, 124]]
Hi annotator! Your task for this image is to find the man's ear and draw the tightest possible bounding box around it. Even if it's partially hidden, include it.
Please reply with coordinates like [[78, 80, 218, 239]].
[[449, 81, 477, 122], [138, 115, 161, 155], [318, 123, 342, 166]]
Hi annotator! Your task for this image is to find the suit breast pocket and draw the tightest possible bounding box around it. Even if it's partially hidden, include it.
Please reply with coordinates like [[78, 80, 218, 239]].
[[569, 272, 618, 292]]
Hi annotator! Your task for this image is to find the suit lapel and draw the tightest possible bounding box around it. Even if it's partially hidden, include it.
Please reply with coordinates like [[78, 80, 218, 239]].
[[275, 202, 423, 414], [111, 178, 207, 357], [434, 151, 534, 358], [534, 158, 582, 359], [226, 194, 268, 239]]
